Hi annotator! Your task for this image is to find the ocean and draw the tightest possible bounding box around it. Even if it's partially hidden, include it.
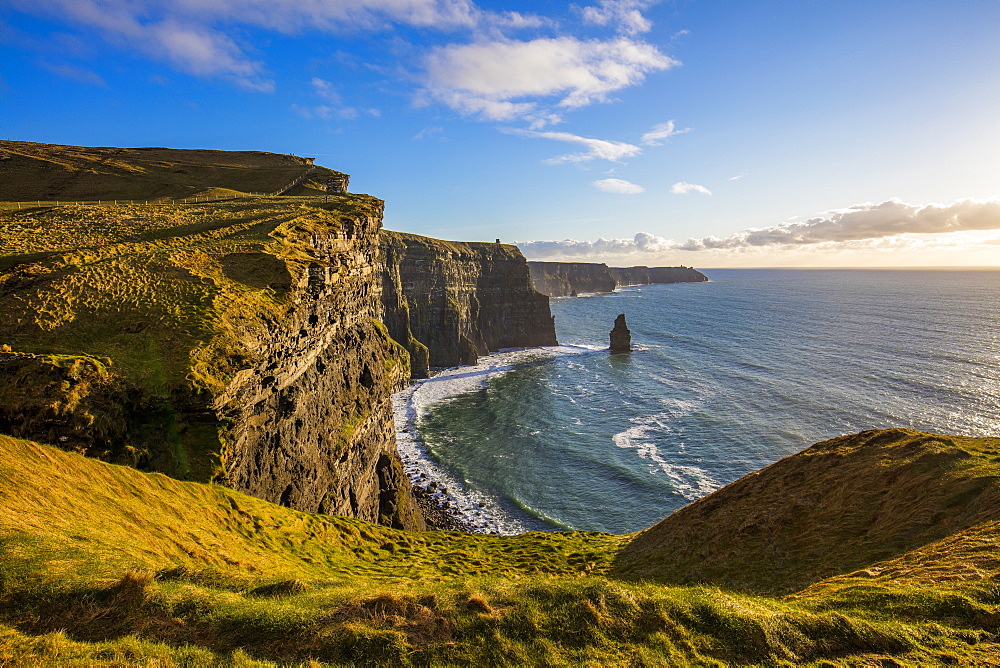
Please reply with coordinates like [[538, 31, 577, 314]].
[[392, 269, 1000, 535]]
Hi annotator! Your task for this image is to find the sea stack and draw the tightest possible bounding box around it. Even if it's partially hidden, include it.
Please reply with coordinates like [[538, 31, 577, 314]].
[[610, 313, 631, 352]]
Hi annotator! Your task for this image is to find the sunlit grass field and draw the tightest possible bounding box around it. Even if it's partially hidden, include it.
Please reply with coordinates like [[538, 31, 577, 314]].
[[2, 431, 999, 666]]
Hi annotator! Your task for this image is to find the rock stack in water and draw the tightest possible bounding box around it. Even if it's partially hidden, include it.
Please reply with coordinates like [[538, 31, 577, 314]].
[[610, 313, 631, 352]]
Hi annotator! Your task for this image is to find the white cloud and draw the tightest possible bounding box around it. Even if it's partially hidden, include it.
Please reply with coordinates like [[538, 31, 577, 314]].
[[671, 181, 712, 195], [13, 0, 672, 119], [507, 128, 642, 163], [422, 36, 677, 121], [728, 174, 745, 181], [518, 232, 671, 258], [40, 62, 106, 86], [519, 198, 1000, 260], [592, 178, 644, 194], [581, 0, 656, 35], [640, 120, 689, 146], [676, 197, 1000, 250], [12, 0, 484, 89]]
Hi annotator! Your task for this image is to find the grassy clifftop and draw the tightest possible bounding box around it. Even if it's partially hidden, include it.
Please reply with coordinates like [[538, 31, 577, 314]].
[[0, 141, 346, 201], [2, 430, 1000, 665], [0, 195, 382, 478]]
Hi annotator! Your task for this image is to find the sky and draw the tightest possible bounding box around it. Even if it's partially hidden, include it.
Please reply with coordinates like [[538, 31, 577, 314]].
[[2, 0, 1000, 267]]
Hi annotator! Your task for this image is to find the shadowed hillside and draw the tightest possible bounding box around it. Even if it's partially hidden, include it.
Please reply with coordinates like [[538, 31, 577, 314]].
[[613, 429, 1000, 595], [2, 431, 1000, 665], [0, 141, 347, 201]]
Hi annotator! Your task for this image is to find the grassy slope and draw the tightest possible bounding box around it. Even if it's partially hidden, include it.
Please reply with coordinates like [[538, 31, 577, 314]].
[[613, 429, 1000, 595], [2, 433, 999, 666], [0, 141, 346, 201]]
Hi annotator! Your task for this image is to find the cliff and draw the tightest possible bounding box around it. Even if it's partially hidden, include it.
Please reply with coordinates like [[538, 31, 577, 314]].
[[0, 143, 560, 531], [528, 261, 707, 297], [0, 192, 422, 529], [382, 232, 557, 374], [608, 265, 708, 287], [528, 261, 617, 297]]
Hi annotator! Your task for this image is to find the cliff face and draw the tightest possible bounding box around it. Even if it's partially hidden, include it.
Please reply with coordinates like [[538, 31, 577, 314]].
[[382, 232, 557, 373], [216, 205, 424, 530], [608, 266, 708, 287], [528, 261, 617, 297], [529, 261, 707, 297], [0, 194, 423, 530]]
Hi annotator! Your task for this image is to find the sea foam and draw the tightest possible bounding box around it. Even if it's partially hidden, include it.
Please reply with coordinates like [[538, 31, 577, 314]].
[[392, 344, 599, 534]]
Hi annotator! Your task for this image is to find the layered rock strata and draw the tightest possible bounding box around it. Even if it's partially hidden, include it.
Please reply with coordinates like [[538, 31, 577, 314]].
[[217, 205, 425, 530], [382, 232, 557, 374], [529, 261, 708, 297]]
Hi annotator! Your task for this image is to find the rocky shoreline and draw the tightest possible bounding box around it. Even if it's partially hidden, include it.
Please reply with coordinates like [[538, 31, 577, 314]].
[[391, 345, 601, 534], [411, 484, 478, 532]]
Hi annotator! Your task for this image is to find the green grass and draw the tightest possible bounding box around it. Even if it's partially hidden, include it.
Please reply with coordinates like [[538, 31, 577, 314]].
[[2, 433, 1000, 665], [614, 429, 1000, 596]]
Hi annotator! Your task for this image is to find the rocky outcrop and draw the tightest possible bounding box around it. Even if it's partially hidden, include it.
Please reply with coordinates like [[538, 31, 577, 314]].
[[382, 232, 557, 374], [610, 314, 631, 352], [529, 261, 708, 297]]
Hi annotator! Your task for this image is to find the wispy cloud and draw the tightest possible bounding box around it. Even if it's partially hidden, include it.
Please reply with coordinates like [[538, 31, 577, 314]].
[[294, 77, 379, 120], [592, 178, 644, 194], [640, 120, 689, 146], [13, 0, 673, 130], [413, 126, 445, 140], [580, 0, 658, 35], [40, 61, 106, 86], [507, 128, 642, 163], [728, 174, 745, 181], [9, 0, 518, 90], [671, 181, 712, 195]]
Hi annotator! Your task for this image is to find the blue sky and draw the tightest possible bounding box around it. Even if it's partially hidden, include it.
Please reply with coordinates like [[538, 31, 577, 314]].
[[3, 0, 1000, 266]]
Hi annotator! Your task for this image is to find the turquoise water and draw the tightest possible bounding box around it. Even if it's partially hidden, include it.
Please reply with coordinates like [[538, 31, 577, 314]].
[[415, 269, 1000, 534]]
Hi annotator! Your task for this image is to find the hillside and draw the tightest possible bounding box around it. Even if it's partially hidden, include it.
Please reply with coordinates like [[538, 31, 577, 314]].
[[2, 431, 1000, 665], [0, 141, 346, 201], [613, 429, 1000, 595]]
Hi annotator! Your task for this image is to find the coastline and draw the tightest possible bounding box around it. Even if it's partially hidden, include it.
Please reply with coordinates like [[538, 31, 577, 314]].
[[392, 344, 602, 534]]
